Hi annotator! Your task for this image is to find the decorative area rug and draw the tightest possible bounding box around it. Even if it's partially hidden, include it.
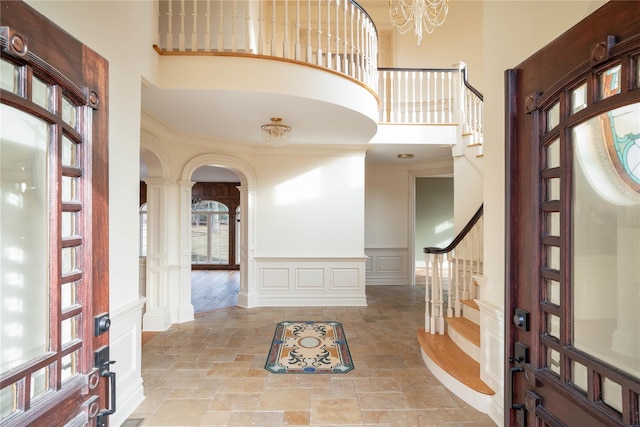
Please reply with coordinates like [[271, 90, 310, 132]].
[[265, 321, 354, 374]]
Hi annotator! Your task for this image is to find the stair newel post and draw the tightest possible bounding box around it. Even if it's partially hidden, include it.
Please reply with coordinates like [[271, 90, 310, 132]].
[[425, 252, 433, 333], [436, 253, 445, 334], [446, 250, 454, 318]]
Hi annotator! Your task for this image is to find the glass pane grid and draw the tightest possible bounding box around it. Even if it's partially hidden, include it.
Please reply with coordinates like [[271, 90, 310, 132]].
[[546, 102, 561, 132], [0, 383, 18, 419], [60, 350, 79, 383]]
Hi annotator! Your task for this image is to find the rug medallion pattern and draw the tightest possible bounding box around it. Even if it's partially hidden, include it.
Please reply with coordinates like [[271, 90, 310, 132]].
[[265, 321, 354, 374]]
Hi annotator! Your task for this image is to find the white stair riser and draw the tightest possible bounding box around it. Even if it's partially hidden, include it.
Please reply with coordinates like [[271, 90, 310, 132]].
[[462, 304, 480, 325], [447, 325, 480, 363]]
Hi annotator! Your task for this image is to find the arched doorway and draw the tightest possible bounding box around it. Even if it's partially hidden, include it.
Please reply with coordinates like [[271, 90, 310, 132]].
[[190, 166, 241, 312]]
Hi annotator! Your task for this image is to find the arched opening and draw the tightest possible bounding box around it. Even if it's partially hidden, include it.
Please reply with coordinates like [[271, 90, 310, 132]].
[[189, 166, 241, 313]]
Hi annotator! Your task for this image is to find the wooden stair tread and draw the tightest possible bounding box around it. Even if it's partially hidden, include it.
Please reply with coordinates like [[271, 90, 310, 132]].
[[446, 316, 480, 347], [417, 328, 494, 395], [460, 299, 479, 311]]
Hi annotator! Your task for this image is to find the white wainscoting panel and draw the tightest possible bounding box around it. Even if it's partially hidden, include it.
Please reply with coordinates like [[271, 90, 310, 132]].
[[365, 248, 410, 285], [254, 257, 367, 306], [109, 297, 146, 426], [476, 298, 505, 427]]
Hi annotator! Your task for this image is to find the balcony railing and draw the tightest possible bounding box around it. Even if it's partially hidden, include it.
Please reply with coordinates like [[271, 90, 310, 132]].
[[155, 0, 378, 88], [154, 1, 483, 143]]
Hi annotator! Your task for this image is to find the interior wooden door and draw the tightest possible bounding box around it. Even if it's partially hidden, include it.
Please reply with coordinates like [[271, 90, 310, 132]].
[[506, 2, 640, 426], [0, 1, 111, 426]]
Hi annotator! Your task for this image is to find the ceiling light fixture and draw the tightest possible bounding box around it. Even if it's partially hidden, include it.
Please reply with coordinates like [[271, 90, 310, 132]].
[[261, 117, 292, 147], [389, 0, 449, 45], [397, 153, 414, 159]]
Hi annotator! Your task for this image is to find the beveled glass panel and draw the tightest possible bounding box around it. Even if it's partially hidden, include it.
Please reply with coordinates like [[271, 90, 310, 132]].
[[571, 360, 588, 394], [0, 105, 49, 374], [545, 211, 560, 236], [546, 178, 561, 201], [546, 138, 560, 169], [61, 246, 79, 275], [546, 102, 560, 132], [546, 245, 560, 271], [602, 377, 623, 413], [61, 176, 78, 202], [573, 108, 640, 380], [598, 64, 622, 100], [61, 350, 79, 382], [0, 384, 17, 419], [30, 366, 49, 400], [32, 76, 51, 112], [61, 281, 79, 310], [61, 211, 78, 238], [61, 97, 77, 129], [547, 313, 560, 339], [547, 347, 561, 376], [571, 83, 588, 114], [61, 316, 78, 346], [0, 59, 19, 94], [61, 135, 78, 167], [546, 279, 560, 305]]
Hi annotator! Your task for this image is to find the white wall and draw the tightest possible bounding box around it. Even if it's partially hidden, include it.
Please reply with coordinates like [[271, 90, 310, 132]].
[[482, 0, 607, 309]]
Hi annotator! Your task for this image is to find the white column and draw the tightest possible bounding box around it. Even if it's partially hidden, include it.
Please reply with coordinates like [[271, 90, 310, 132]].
[[236, 185, 258, 308], [142, 178, 171, 331], [177, 181, 196, 323]]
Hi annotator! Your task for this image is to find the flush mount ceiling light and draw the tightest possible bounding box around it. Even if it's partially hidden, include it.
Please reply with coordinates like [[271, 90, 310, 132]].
[[389, 0, 449, 45], [397, 153, 414, 159], [261, 117, 292, 147]]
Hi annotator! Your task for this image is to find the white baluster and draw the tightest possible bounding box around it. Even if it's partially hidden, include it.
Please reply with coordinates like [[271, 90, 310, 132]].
[[446, 251, 453, 318], [271, 0, 277, 56], [166, 0, 174, 51], [440, 71, 445, 123], [454, 246, 461, 317], [426, 72, 432, 123], [306, 0, 313, 63], [204, 0, 211, 52], [418, 71, 424, 123], [191, 0, 198, 51], [381, 70, 388, 122], [403, 71, 409, 123], [295, 0, 302, 60], [335, 0, 341, 73], [355, 8, 361, 81], [389, 71, 396, 123], [179, 0, 186, 51], [283, 0, 290, 58], [316, 0, 323, 65], [349, 4, 355, 78], [245, 2, 252, 53], [326, 0, 332, 69], [231, 0, 238, 52], [447, 71, 453, 123], [342, 0, 348, 75], [218, 0, 224, 52], [411, 71, 417, 123]]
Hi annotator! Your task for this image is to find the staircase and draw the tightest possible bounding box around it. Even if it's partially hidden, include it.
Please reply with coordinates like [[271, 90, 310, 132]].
[[418, 206, 494, 413]]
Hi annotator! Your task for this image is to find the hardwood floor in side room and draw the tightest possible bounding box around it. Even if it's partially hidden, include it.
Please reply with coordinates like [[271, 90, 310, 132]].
[[191, 270, 240, 313]]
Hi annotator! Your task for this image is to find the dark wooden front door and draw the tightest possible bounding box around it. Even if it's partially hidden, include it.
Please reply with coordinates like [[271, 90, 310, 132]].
[[1, 2, 111, 426], [506, 2, 640, 426]]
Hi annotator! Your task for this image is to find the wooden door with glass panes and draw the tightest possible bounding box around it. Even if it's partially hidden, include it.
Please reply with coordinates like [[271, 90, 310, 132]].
[[506, 2, 640, 426], [0, 1, 111, 426]]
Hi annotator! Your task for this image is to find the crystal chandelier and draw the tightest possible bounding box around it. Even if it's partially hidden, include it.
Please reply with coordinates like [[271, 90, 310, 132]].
[[261, 117, 292, 147], [389, 0, 449, 45]]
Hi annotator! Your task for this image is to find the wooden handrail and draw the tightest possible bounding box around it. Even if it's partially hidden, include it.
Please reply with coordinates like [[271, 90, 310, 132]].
[[424, 204, 483, 254]]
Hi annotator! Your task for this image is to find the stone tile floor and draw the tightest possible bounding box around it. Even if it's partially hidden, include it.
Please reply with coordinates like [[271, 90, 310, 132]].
[[127, 285, 496, 426]]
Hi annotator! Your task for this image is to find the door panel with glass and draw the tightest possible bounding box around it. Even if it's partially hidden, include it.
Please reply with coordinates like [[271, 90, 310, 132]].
[[506, 2, 640, 426], [1, 2, 110, 426]]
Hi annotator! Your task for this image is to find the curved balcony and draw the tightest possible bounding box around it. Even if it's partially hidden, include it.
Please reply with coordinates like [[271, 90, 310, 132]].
[[154, 0, 378, 89]]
